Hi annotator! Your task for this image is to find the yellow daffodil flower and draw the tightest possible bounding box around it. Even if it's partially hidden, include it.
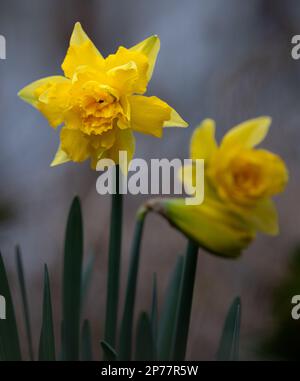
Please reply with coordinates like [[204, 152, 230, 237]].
[[189, 117, 288, 235], [146, 197, 255, 257], [146, 117, 288, 257], [18, 22, 188, 168]]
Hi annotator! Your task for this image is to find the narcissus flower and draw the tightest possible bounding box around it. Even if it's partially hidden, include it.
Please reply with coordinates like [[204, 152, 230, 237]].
[[147, 197, 255, 257], [147, 117, 288, 257], [18, 22, 187, 168]]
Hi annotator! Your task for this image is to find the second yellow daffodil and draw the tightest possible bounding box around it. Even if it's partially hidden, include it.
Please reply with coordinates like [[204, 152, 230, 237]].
[[147, 117, 288, 257], [189, 117, 288, 236], [18, 22, 187, 168]]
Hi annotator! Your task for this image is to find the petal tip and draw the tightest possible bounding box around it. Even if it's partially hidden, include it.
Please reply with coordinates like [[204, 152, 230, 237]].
[[17, 89, 23, 99], [258, 115, 272, 128], [182, 120, 189, 128], [17, 85, 28, 100], [151, 34, 160, 42], [70, 21, 88, 46]]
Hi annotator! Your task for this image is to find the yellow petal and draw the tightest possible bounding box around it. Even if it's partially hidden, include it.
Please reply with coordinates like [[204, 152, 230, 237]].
[[18, 76, 68, 108], [19, 76, 71, 128], [90, 128, 117, 151], [94, 129, 135, 172], [105, 47, 148, 94], [62, 22, 104, 78], [190, 119, 217, 161], [242, 199, 279, 235], [104, 129, 135, 163], [106, 61, 139, 95], [50, 144, 70, 167], [130, 35, 160, 81], [129, 95, 187, 138], [60, 127, 90, 162], [221, 116, 271, 150], [146, 197, 255, 258], [249, 199, 279, 235], [163, 108, 188, 128], [69, 22, 100, 47], [260, 150, 289, 197]]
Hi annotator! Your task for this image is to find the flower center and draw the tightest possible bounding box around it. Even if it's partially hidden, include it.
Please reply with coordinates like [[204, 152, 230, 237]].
[[211, 150, 268, 206], [232, 162, 262, 192], [71, 82, 125, 135]]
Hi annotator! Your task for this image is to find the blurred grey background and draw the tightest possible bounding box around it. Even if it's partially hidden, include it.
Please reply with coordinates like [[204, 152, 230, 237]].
[[0, 0, 299, 360]]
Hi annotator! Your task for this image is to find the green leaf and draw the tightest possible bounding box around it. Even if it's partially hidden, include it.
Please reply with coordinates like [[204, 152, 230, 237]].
[[172, 240, 199, 360], [101, 340, 117, 361], [58, 320, 65, 361], [151, 273, 158, 359], [0, 252, 21, 360], [119, 210, 146, 360], [216, 297, 241, 361], [39, 265, 56, 361], [15, 245, 34, 361], [135, 312, 154, 361], [81, 252, 95, 313], [62, 196, 84, 361], [104, 166, 123, 352], [81, 320, 93, 361], [157, 256, 184, 360]]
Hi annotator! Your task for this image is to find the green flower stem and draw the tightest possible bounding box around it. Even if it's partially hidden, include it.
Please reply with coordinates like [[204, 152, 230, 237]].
[[172, 239, 199, 360], [104, 165, 123, 352], [119, 207, 147, 360]]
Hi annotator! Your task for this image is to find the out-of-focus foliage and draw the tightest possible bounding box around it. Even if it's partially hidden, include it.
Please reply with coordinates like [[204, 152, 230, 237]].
[[261, 245, 300, 360], [0, 201, 15, 225]]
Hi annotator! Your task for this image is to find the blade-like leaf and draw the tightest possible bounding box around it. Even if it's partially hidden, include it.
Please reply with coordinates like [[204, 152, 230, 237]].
[[81, 320, 93, 361], [39, 265, 55, 361], [0, 252, 21, 360], [81, 252, 95, 313], [101, 340, 117, 361], [59, 320, 65, 361], [216, 297, 241, 361], [157, 256, 184, 360], [15, 245, 34, 361], [62, 196, 83, 361], [135, 312, 154, 361], [151, 273, 158, 359], [119, 210, 146, 360], [172, 240, 199, 360]]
